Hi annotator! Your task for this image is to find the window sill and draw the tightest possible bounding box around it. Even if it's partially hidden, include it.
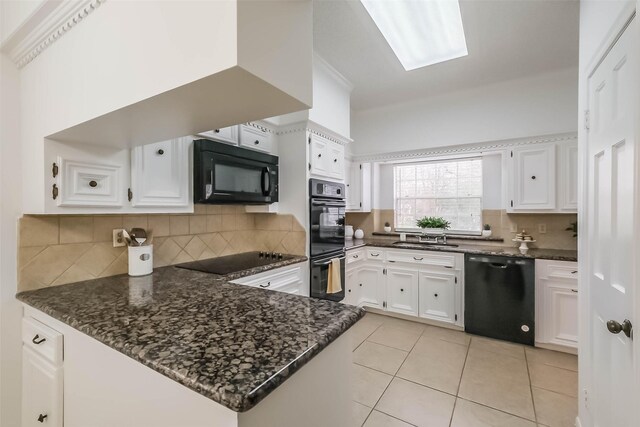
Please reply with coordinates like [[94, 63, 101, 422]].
[[371, 231, 504, 242]]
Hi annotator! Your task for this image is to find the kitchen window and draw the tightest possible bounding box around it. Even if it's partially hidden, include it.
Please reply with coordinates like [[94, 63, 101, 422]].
[[393, 157, 483, 233]]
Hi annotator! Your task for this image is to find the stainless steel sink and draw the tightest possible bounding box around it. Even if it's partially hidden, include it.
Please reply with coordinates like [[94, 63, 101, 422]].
[[392, 241, 459, 248]]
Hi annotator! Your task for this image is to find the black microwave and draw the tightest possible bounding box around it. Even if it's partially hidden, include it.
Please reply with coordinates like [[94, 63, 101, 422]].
[[194, 139, 279, 204]]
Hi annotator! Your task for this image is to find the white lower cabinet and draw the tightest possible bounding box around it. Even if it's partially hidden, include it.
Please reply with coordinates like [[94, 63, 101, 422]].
[[418, 270, 458, 324], [345, 247, 464, 327], [535, 259, 578, 351], [386, 267, 419, 316], [229, 263, 307, 296], [356, 263, 385, 309], [22, 317, 64, 427]]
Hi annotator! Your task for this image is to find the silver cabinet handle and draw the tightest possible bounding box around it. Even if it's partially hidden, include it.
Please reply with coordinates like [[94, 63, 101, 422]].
[[32, 335, 46, 345], [260, 281, 271, 288], [413, 257, 423, 261], [370, 253, 380, 257], [571, 289, 578, 293], [571, 271, 578, 274]]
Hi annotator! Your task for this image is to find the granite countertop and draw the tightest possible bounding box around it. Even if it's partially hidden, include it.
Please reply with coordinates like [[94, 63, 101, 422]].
[[346, 238, 578, 262], [16, 257, 364, 412]]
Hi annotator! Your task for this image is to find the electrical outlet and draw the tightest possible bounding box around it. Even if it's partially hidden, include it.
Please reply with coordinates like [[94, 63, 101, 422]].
[[113, 229, 126, 247], [538, 224, 547, 234], [510, 223, 518, 233]]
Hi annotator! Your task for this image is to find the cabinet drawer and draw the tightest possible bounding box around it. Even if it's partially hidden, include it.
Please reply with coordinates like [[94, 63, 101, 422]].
[[386, 250, 456, 268], [366, 248, 385, 260], [346, 249, 365, 265], [537, 260, 578, 281], [22, 317, 63, 366], [57, 157, 123, 207], [239, 124, 272, 153], [198, 126, 238, 145], [22, 347, 63, 427], [231, 265, 303, 294]]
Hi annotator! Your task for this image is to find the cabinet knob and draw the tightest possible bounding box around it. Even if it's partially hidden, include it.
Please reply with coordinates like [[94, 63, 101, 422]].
[[318, 154, 322, 158], [157, 149, 164, 155], [32, 334, 46, 345], [334, 158, 338, 163], [38, 414, 48, 423], [348, 289, 351, 293], [434, 293, 439, 298], [359, 283, 362, 287], [531, 175, 536, 180], [254, 140, 260, 145], [214, 129, 221, 133], [89, 180, 97, 188], [400, 288, 404, 292]]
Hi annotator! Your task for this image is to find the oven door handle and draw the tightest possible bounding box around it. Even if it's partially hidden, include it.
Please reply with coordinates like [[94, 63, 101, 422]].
[[312, 256, 346, 266], [261, 167, 271, 196], [311, 201, 345, 207]]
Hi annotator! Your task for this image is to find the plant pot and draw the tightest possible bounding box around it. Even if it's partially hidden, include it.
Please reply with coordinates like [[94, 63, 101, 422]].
[[421, 228, 446, 235], [482, 230, 492, 237], [354, 229, 365, 239], [384, 226, 391, 233], [345, 225, 354, 239]]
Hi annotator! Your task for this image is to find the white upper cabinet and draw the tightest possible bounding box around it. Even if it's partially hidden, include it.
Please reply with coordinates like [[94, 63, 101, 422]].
[[239, 124, 273, 153], [197, 127, 239, 145], [511, 144, 556, 210], [507, 140, 576, 213], [130, 137, 191, 207], [558, 140, 578, 211], [309, 133, 345, 181], [346, 162, 371, 212]]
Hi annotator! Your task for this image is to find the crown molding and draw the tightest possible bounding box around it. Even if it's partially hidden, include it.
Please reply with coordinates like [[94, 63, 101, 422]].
[[274, 120, 353, 146], [352, 132, 577, 163], [5, 0, 105, 69]]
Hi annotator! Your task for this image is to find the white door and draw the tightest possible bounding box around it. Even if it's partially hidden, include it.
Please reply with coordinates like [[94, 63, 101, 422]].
[[22, 347, 63, 427], [386, 267, 419, 316], [357, 264, 384, 309], [559, 141, 579, 211], [309, 135, 330, 177], [586, 16, 637, 427], [130, 137, 191, 207], [418, 270, 457, 324], [346, 162, 362, 210], [511, 144, 556, 210]]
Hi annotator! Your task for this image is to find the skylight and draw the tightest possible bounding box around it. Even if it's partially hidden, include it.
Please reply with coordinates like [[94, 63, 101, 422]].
[[360, 0, 468, 71]]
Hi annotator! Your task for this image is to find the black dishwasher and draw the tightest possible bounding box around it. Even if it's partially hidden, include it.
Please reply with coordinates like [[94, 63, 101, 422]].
[[464, 254, 535, 345]]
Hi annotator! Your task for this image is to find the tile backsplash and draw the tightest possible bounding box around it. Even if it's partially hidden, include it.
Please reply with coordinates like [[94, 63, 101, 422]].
[[346, 209, 577, 251], [18, 205, 306, 292]]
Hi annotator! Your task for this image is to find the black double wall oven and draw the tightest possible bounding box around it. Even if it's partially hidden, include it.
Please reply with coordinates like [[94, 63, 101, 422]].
[[194, 139, 278, 204], [309, 179, 346, 302]]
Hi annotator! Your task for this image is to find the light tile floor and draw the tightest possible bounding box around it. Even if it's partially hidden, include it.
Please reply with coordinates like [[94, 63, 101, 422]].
[[348, 312, 578, 427]]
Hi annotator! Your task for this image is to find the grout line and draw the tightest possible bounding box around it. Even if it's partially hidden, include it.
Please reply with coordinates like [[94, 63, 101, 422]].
[[524, 348, 539, 424], [456, 396, 541, 425], [369, 409, 419, 427], [449, 336, 473, 426]]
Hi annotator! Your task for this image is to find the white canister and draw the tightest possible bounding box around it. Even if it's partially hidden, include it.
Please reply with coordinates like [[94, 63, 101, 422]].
[[128, 245, 153, 276], [345, 225, 354, 239], [354, 228, 365, 239]]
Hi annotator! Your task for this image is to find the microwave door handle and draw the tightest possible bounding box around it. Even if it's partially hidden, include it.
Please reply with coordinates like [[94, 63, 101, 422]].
[[261, 167, 270, 196]]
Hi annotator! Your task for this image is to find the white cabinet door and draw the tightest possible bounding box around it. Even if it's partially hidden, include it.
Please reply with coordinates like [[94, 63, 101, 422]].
[[418, 270, 458, 324], [386, 267, 419, 316], [197, 126, 239, 145], [356, 263, 385, 309], [546, 284, 578, 348], [22, 347, 63, 427], [56, 157, 124, 207], [239, 124, 273, 153], [327, 143, 345, 180], [559, 141, 578, 211], [130, 137, 191, 207], [344, 267, 359, 305], [309, 134, 330, 177], [346, 162, 371, 212], [511, 144, 556, 210]]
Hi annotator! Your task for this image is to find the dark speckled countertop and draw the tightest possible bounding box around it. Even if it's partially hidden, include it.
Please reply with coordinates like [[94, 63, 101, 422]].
[[16, 256, 364, 412], [346, 238, 578, 261]]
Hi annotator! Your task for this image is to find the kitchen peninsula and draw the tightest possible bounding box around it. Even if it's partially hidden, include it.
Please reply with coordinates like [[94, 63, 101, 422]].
[[17, 262, 363, 427]]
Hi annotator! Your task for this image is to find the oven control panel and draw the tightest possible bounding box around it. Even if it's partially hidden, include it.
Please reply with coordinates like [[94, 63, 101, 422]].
[[310, 179, 345, 199]]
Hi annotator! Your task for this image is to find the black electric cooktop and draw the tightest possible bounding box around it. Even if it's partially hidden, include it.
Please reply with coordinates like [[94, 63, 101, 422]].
[[175, 251, 296, 275]]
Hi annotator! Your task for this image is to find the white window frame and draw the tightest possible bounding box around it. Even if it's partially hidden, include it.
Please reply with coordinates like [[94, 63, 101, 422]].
[[393, 157, 483, 235]]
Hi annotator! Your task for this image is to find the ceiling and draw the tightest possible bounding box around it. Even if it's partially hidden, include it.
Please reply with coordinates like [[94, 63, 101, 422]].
[[313, 0, 579, 111]]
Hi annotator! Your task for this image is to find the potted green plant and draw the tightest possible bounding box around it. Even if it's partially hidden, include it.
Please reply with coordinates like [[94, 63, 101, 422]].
[[482, 224, 492, 237], [566, 221, 577, 238], [384, 221, 392, 233], [416, 216, 451, 234]]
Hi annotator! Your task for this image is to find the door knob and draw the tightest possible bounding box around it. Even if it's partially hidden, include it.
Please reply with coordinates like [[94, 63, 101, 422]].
[[607, 319, 633, 338], [37, 414, 48, 423]]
